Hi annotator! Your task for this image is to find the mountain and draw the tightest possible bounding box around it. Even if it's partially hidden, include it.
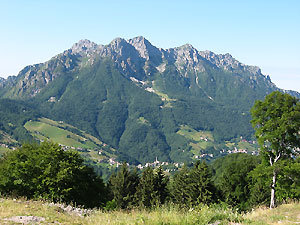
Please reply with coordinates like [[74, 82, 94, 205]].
[[0, 36, 299, 164]]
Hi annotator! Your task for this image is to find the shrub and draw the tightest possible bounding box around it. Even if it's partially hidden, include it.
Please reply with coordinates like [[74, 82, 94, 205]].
[[0, 141, 107, 208]]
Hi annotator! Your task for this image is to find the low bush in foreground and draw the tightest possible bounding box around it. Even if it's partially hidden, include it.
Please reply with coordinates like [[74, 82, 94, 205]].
[[0, 142, 107, 208]]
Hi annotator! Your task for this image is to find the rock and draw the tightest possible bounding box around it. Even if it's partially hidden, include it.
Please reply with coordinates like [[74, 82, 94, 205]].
[[47, 202, 92, 217], [4, 216, 45, 224]]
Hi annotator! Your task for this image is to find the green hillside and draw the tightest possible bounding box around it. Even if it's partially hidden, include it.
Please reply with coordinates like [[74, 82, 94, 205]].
[[25, 118, 98, 149], [24, 117, 116, 161]]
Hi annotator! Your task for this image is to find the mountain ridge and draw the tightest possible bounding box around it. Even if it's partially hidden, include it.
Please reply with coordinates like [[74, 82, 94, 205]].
[[0, 36, 299, 164], [1, 36, 296, 99]]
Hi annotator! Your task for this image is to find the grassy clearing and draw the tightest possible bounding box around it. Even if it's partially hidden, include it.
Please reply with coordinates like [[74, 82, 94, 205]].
[[23, 118, 117, 164], [0, 199, 242, 225], [190, 142, 215, 155], [152, 81, 176, 104], [0, 198, 86, 224], [138, 117, 150, 125], [177, 125, 214, 142], [24, 118, 101, 149], [243, 202, 300, 225], [25, 120, 95, 148], [177, 125, 215, 155], [237, 141, 256, 152], [1, 198, 300, 224]]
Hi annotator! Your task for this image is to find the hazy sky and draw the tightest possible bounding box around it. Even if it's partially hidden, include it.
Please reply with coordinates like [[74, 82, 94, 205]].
[[1, 0, 299, 91]]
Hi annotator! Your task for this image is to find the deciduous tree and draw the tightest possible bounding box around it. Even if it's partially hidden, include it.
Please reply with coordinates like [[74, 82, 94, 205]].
[[251, 91, 300, 208]]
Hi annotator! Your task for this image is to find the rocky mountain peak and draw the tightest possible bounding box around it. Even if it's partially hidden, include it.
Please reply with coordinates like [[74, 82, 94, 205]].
[[179, 43, 195, 50], [167, 43, 205, 73], [71, 39, 100, 55], [109, 37, 127, 47], [128, 36, 162, 61], [199, 50, 262, 75]]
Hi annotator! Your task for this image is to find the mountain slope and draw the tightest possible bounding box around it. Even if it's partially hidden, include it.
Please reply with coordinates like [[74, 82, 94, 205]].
[[0, 36, 298, 164]]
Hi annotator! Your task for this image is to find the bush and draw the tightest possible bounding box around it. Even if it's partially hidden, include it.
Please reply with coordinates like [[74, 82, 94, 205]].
[[0, 141, 107, 208]]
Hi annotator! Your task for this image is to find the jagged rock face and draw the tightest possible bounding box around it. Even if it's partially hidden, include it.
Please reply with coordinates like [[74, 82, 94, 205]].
[[0, 36, 299, 99], [128, 36, 162, 64], [2, 52, 80, 98], [70, 39, 102, 56], [198, 50, 261, 75], [164, 44, 207, 75]]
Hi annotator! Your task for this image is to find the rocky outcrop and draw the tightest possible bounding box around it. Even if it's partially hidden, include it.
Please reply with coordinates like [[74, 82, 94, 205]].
[[70, 39, 102, 56], [198, 50, 262, 75]]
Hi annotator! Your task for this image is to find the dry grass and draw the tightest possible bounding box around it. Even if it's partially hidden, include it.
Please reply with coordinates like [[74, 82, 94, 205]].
[[1, 197, 300, 225], [243, 202, 300, 225], [0, 198, 242, 225], [0, 198, 85, 224]]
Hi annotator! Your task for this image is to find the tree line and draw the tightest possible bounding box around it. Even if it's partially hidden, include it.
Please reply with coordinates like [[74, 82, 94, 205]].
[[0, 142, 300, 211]]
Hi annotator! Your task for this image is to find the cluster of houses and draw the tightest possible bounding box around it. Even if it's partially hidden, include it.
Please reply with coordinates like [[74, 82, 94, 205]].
[[101, 156, 186, 172], [56, 138, 259, 172]]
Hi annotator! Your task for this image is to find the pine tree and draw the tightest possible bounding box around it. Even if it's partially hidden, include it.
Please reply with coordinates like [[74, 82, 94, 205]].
[[154, 166, 169, 205], [135, 167, 158, 208], [189, 161, 215, 205], [171, 165, 191, 206], [108, 162, 139, 209], [135, 166, 169, 208], [171, 161, 215, 206]]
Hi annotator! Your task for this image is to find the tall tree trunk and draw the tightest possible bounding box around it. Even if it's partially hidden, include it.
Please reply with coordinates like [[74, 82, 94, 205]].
[[270, 169, 277, 208]]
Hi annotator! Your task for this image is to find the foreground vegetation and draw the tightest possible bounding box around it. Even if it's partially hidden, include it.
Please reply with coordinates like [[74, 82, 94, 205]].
[[1, 198, 300, 224], [1, 141, 300, 212]]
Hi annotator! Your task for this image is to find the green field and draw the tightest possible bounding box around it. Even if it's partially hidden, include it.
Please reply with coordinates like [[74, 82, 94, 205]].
[[25, 120, 96, 149], [138, 116, 150, 125], [237, 141, 257, 152], [24, 118, 116, 166], [152, 81, 176, 106], [24, 118, 116, 161], [177, 125, 214, 142], [176, 125, 216, 155]]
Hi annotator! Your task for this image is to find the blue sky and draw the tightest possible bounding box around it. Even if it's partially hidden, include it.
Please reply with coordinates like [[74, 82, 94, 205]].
[[1, 0, 299, 91]]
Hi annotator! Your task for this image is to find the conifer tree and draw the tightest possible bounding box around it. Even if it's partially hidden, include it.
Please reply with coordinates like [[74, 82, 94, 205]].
[[171, 161, 215, 206], [171, 165, 190, 206], [154, 166, 169, 204], [135, 166, 169, 208], [108, 162, 139, 209], [135, 167, 158, 208]]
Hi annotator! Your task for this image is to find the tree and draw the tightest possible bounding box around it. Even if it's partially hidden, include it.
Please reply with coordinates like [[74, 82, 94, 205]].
[[213, 153, 260, 211], [135, 166, 169, 208], [171, 161, 215, 206], [0, 142, 107, 208], [108, 162, 139, 209], [250, 91, 300, 208], [154, 166, 169, 204]]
